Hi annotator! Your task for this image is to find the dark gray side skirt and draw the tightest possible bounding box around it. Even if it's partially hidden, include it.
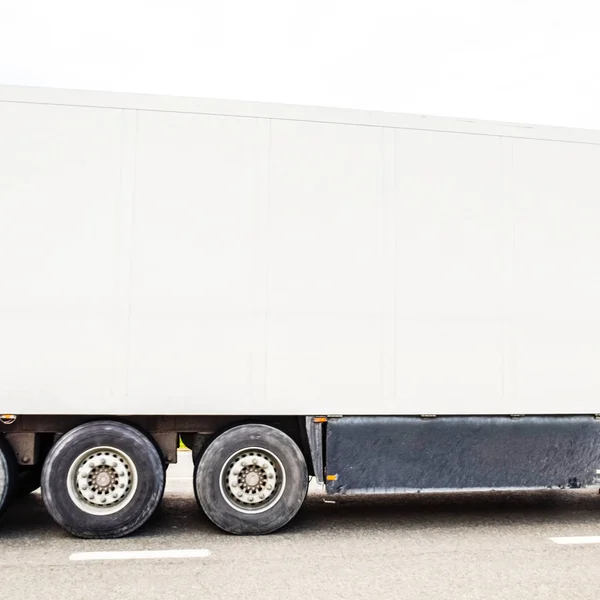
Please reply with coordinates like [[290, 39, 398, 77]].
[[323, 416, 600, 495]]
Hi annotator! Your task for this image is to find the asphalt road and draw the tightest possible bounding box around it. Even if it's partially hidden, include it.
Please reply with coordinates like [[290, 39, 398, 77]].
[[3, 452, 600, 600]]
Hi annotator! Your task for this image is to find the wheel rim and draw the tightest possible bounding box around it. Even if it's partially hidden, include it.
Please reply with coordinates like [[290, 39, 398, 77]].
[[66, 446, 138, 516], [219, 447, 286, 514]]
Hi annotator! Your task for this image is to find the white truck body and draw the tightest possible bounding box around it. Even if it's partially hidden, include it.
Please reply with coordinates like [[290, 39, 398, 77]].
[[2, 84, 600, 417]]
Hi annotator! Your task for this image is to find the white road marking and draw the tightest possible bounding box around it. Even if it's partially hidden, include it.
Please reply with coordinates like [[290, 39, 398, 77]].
[[550, 536, 600, 545], [70, 549, 211, 561]]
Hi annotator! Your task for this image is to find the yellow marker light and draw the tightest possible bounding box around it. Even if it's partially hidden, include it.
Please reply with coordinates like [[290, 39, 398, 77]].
[[326, 474, 338, 481], [313, 417, 327, 423], [0, 414, 17, 425]]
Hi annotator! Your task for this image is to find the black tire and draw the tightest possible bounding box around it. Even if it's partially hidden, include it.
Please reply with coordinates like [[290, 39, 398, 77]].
[[41, 421, 165, 539], [194, 424, 308, 535], [181, 433, 211, 468], [15, 464, 42, 497], [0, 435, 18, 520]]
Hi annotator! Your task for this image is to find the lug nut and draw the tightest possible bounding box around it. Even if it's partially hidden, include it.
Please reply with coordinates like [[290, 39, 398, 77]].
[[266, 485, 273, 491], [81, 484, 88, 491]]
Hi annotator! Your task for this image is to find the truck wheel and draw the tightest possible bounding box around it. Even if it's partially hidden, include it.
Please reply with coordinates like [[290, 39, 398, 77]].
[[41, 421, 165, 539], [194, 424, 308, 535], [0, 435, 18, 520]]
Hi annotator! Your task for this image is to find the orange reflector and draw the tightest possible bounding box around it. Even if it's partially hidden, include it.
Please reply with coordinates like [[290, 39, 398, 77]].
[[313, 417, 327, 423], [326, 474, 338, 481], [0, 414, 17, 425]]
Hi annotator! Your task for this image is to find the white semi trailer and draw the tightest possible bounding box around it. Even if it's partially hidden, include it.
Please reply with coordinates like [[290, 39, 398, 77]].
[[1, 84, 600, 538]]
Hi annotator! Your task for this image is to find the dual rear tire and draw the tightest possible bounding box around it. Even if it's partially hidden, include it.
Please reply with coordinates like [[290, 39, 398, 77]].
[[2, 421, 308, 538], [41, 421, 165, 539], [194, 424, 308, 535], [0, 435, 18, 521]]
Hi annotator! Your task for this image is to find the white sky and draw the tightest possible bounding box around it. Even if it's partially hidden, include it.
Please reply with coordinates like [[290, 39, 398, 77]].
[[1, 0, 599, 130]]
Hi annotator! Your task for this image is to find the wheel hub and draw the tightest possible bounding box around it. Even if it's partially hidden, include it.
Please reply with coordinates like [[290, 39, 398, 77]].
[[67, 447, 137, 515], [222, 448, 284, 513], [93, 469, 114, 489], [244, 471, 260, 487]]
